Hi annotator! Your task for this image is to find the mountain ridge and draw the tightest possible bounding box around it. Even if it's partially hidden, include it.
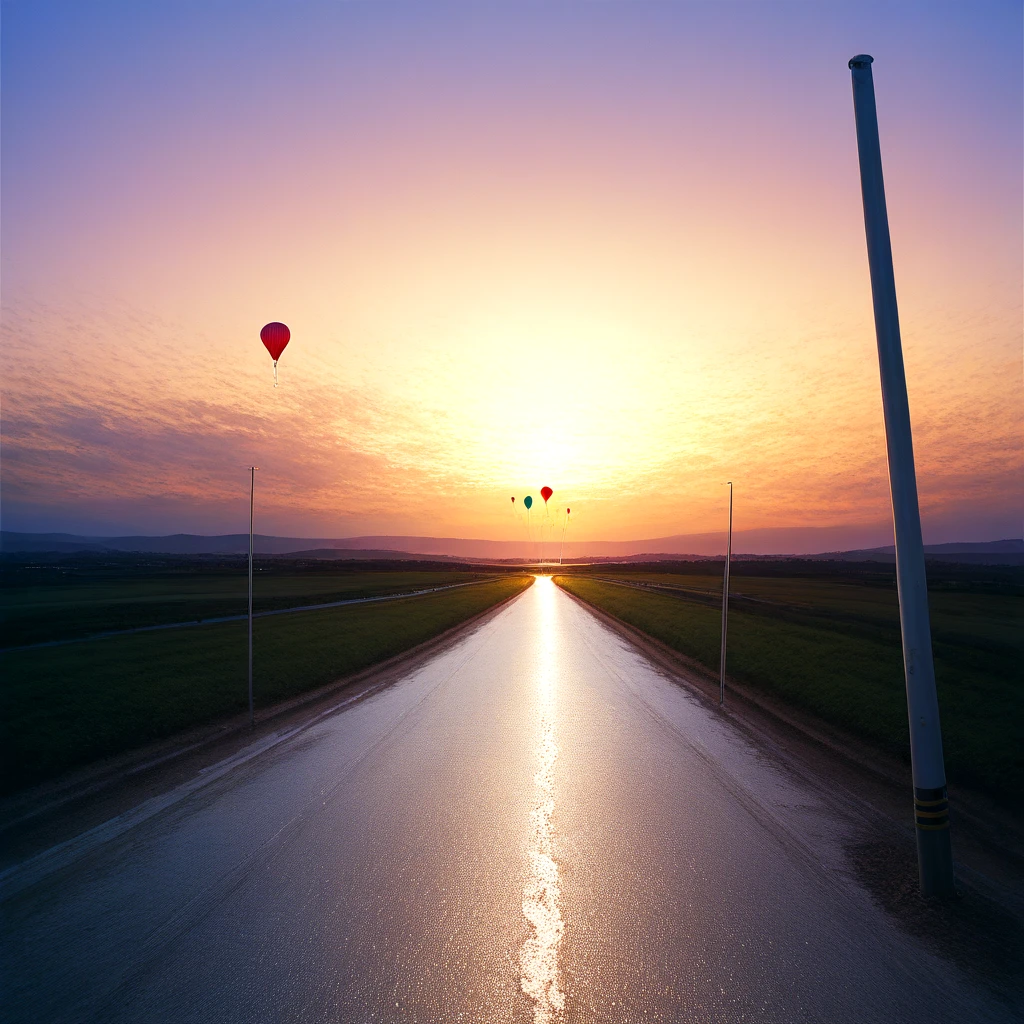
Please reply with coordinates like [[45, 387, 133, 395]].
[[3, 531, 1021, 564]]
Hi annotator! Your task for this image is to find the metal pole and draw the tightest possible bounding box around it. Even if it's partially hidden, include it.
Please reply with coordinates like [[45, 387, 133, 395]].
[[719, 481, 732, 705], [849, 55, 954, 897], [248, 466, 256, 728]]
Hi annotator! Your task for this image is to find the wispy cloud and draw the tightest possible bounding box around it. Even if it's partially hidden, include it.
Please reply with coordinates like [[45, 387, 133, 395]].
[[2, 293, 1019, 543]]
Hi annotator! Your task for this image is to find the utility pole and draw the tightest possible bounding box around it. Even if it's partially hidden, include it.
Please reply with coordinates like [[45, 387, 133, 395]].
[[849, 55, 954, 896], [248, 466, 258, 728], [719, 481, 732, 706]]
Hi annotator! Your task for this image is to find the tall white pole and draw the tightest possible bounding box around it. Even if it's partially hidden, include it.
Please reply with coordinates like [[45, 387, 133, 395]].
[[248, 466, 256, 728], [849, 55, 953, 896], [719, 481, 732, 706]]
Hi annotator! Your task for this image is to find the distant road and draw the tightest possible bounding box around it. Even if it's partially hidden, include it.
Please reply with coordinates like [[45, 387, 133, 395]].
[[1, 578, 1018, 1022], [0, 577, 503, 654]]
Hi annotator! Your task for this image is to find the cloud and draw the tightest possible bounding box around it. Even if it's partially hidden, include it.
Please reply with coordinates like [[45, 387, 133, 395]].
[[1, 285, 1019, 543]]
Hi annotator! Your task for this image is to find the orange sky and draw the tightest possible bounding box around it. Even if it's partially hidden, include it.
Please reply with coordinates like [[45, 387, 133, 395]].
[[2, 3, 1020, 547]]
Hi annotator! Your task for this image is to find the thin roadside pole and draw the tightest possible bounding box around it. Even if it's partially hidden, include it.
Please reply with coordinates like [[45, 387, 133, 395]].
[[248, 466, 258, 728], [719, 481, 732, 705], [849, 55, 954, 897]]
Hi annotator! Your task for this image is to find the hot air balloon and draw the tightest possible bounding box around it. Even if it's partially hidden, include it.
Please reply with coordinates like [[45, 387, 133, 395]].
[[541, 486, 553, 504], [523, 495, 533, 510], [260, 322, 291, 387], [511, 496, 515, 504]]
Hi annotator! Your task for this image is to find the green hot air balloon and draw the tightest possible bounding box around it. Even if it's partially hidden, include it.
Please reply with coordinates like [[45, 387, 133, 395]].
[[523, 495, 533, 510]]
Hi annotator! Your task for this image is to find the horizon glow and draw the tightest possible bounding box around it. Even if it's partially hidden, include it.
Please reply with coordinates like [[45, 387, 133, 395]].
[[2, 2, 1021, 550]]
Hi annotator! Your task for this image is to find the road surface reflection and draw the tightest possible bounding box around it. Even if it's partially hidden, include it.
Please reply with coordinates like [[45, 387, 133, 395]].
[[520, 576, 565, 1022]]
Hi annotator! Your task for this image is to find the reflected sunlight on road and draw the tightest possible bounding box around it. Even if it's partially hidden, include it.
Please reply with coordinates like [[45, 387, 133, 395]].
[[519, 576, 565, 1023]]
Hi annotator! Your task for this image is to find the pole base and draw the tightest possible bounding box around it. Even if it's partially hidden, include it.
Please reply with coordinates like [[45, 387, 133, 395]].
[[916, 826, 955, 898]]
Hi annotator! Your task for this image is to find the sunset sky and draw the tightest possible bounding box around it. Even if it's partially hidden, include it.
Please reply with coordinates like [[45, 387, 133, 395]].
[[2, 1, 1020, 550]]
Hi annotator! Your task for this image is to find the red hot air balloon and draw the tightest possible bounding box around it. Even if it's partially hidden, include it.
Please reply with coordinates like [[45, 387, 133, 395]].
[[566, 508, 570, 515], [511, 496, 515, 504], [541, 486, 553, 504], [260, 322, 291, 386]]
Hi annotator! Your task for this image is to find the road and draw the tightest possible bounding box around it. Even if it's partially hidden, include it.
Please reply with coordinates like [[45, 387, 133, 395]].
[[1, 577, 1017, 1022]]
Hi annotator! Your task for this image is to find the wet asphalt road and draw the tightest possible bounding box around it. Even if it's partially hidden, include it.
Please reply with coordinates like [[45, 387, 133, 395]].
[[1, 577, 1016, 1023]]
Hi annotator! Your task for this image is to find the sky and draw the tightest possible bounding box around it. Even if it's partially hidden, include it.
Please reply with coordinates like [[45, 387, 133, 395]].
[[2, 1, 1021, 549]]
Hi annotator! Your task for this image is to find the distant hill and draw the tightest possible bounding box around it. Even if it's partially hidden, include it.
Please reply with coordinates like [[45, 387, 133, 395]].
[[279, 548, 460, 562], [3, 531, 1021, 564], [807, 539, 1024, 565], [0, 532, 334, 555]]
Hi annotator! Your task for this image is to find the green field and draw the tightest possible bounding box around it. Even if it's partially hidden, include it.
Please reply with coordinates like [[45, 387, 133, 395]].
[[1, 557, 497, 647], [1, 573, 532, 794], [555, 569, 1022, 802]]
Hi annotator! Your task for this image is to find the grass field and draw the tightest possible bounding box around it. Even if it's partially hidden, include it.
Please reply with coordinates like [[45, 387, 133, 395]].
[[1, 574, 532, 795], [0, 556, 498, 647], [555, 569, 1022, 802]]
